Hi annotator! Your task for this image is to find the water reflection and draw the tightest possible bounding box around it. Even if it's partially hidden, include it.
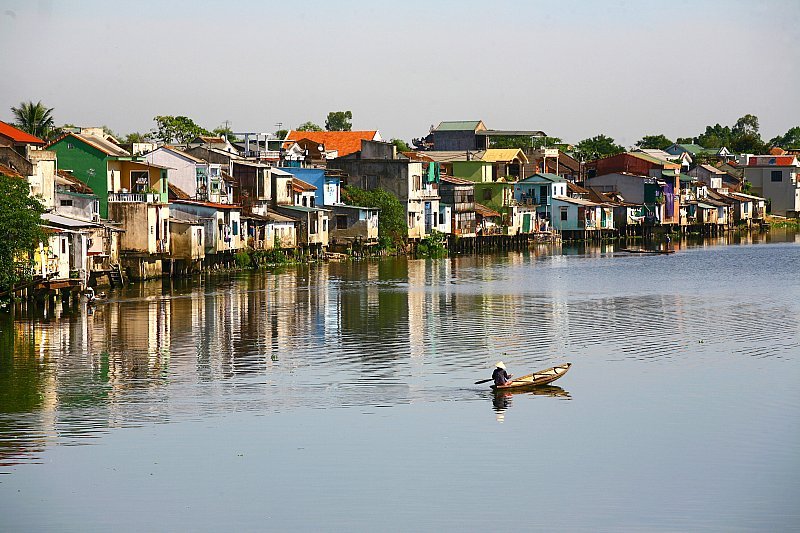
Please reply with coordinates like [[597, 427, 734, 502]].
[[0, 232, 798, 467], [491, 386, 571, 423]]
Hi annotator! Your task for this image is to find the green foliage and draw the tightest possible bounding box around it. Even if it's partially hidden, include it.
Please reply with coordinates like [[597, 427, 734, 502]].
[[275, 129, 288, 140], [768, 126, 800, 149], [417, 230, 448, 258], [212, 125, 237, 142], [124, 132, 151, 143], [152, 115, 210, 144], [390, 138, 411, 152], [575, 134, 625, 159], [0, 174, 46, 296], [490, 135, 562, 150], [676, 137, 694, 144], [234, 250, 251, 269], [325, 110, 353, 132], [250, 248, 290, 267], [11, 101, 55, 140], [635, 134, 673, 150], [693, 114, 765, 153], [342, 185, 407, 248], [297, 121, 323, 132], [742, 180, 753, 194]]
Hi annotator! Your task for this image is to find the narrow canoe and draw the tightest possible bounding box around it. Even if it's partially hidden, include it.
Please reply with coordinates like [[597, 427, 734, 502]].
[[491, 362, 572, 391]]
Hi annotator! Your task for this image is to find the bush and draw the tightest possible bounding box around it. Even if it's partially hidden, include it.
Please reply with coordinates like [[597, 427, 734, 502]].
[[234, 250, 251, 268], [417, 230, 448, 258]]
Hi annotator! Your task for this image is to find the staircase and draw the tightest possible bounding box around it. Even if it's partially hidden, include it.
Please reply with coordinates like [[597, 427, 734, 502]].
[[109, 264, 125, 288]]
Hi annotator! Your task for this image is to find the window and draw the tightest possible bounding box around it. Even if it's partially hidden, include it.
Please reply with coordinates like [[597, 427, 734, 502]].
[[67, 143, 74, 149], [560, 206, 568, 221], [744, 203, 749, 214], [771, 170, 783, 182], [367, 175, 378, 189], [310, 196, 315, 208], [197, 228, 203, 245], [483, 189, 492, 201], [131, 170, 149, 193], [322, 219, 327, 231], [232, 220, 239, 236], [439, 212, 445, 225], [408, 212, 415, 227], [60, 199, 73, 207], [61, 239, 66, 254], [310, 217, 318, 234], [413, 175, 422, 191], [336, 215, 349, 229]]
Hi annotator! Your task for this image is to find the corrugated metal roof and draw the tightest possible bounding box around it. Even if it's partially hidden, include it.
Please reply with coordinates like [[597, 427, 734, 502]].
[[520, 173, 566, 183], [434, 121, 484, 132], [480, 149, 529, 164]]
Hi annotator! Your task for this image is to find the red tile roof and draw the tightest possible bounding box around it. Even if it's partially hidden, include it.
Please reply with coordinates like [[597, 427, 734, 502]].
[[285, 130, 378, 157], [0, 120, 46, 145], [0, 163, 24, 179]]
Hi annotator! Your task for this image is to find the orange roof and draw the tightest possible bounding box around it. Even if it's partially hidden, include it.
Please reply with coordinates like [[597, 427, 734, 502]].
[[285, 130, 378, 157], [0, 120, 45, 145], [0, 163, 24, 178]]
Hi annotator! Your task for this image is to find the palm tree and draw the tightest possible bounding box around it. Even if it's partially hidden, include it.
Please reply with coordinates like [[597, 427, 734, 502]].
[[10, 101, 55, 140]]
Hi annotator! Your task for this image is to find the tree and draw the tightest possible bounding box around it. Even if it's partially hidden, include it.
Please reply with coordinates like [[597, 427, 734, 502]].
[[0, 173, 46, 296], [152, 115, 210, 144], [10, 101, 55, 140], [325, 111, 352, 131], [635, 134, 673, 150], [676, 137, 695, 144], [124, 132, 151, 144], [733, 114, 759, 136], [212, 125, 237, 142], [489, 135, 562, 150], [297, 121, 323, 132], [390, 138, 411, 152], [575, 134, 625, 159], [341, 185, 407, 248], [768, 126, 800, 149], [275, 129, 288, 140]]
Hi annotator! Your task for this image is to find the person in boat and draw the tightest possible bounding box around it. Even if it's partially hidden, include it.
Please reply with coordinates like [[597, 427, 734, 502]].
[[85, 286, 96, 304], [492, 361, 513, 387]]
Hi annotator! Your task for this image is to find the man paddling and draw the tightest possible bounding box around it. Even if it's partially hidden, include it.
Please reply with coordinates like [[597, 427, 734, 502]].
[[492, 361, 513, 387]]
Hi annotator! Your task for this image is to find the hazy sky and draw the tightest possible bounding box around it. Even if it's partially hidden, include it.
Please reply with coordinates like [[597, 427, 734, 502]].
[[1, 0, 798, 147]]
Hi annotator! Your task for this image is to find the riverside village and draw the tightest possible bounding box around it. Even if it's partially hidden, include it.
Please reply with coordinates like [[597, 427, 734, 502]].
[[2, 109, 798, 309]]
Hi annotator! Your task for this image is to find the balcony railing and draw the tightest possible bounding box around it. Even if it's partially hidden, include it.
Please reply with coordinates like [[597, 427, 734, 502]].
[[108, 192, 160, 203]]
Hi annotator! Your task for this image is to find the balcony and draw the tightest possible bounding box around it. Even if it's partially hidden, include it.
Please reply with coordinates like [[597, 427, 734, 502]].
[[108, 192, 160, 203]]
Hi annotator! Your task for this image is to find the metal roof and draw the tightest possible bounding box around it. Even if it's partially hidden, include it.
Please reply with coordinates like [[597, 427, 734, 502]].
[[434, 121, 484, 132]]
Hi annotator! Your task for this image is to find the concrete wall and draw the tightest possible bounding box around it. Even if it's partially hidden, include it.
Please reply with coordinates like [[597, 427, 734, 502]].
[[744, 166, 800, 216], [585, 173, 646, 205], [452, 161, 492, 183], [146, 149, 203, 198], [361, 140, 396, 159], [26, 149, 57, 209], [55, 191, 98, 221], [109, 202, 169, 254], [433, 131, 482, 151], [170, 220, 205, 261], [329, 206, 379, 242]]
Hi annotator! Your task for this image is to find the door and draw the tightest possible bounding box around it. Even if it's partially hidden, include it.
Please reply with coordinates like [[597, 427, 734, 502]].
[[522, 213, 531, 233]]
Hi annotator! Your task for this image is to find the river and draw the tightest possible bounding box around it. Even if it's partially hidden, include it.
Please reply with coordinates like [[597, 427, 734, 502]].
[[1, 232, 798, 532]]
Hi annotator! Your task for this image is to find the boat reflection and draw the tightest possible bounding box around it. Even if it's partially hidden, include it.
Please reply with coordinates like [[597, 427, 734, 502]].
[[491, 385, 571, 423]]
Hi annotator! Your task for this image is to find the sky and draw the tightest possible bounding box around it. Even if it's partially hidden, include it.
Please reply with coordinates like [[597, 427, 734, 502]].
[[1, 0, 798, 147]]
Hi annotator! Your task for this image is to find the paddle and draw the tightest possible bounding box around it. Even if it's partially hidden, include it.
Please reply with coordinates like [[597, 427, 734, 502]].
[[474, 374, 514, 385]]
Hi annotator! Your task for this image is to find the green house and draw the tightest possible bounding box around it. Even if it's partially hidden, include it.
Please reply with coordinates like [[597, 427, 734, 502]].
[[48, 132, 169, 218]]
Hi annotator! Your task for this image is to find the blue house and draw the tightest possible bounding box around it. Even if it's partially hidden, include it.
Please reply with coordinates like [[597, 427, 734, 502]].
[[278, 167, 340, 206]]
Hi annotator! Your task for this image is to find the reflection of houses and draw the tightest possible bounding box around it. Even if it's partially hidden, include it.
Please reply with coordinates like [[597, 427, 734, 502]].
[[329, 140, 442, 240]]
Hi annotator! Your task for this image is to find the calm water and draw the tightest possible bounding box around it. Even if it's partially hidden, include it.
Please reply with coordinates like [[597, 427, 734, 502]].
[[1, 232, 799, 532]]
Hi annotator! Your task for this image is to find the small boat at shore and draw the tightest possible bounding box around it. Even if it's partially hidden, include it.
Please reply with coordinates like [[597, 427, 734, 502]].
[[491, 362, 572, 391]]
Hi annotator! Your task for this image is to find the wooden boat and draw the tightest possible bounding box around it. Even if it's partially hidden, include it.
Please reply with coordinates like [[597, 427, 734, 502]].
[[491, 362, 572, 391]]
